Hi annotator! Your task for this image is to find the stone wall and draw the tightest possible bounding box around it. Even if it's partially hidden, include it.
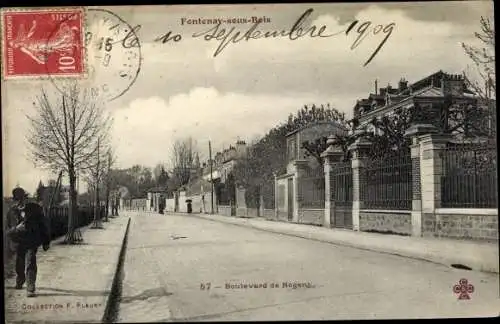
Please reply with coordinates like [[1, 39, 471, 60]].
[[422, 212, 498, 241], [219, 205, 232, 216], [234, 207, 259, 217], [247, 208, 259, 218], [236, 207, 246, 217], [263, 209, 276, 220], [165, 198, 176, 212], [277, 211, 289, 222], [359, 211, 412, 235], [298, 209, 323, 226]]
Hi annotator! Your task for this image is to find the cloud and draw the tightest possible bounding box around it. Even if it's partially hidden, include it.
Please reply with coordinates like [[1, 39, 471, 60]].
[[115, 2, 485, 103], [111, 88, 341, 168]]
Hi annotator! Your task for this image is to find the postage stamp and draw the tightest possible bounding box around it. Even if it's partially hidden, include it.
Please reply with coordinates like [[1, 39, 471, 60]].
[[1, 7, 85, 79]]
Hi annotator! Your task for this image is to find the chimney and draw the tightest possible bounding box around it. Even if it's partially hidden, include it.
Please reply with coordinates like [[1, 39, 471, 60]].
[[375, 79, 378, 95], [236, 140, 247, 157], [442, 73, 465, 96]]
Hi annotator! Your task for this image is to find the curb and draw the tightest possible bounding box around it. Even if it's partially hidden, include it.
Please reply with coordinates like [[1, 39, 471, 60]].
[[102, 217, 131, 323], [163, 211, 499, 274]]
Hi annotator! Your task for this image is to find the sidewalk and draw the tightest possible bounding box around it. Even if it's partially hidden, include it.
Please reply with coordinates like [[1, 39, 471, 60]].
[[4, 215, 130, 324], [159, 211, 499, 274]]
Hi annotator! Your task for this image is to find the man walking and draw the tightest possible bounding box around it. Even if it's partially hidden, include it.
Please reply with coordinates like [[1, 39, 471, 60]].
[[7, 187, 51, 297]]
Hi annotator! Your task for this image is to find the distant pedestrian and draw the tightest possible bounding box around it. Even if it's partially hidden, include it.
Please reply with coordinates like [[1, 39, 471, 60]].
[[6, 187, 51, 297]]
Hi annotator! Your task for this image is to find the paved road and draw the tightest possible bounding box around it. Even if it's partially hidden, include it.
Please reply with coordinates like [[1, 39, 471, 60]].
[[117, 212, 499, 322]]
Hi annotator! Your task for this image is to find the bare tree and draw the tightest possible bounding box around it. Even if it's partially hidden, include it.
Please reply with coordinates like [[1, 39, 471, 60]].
[[462, 16, 495, 99], [27, 83, 112, 244], [462, 16, 496, 139], [88, 137, 110, 228], [169, 137, 198, 189]]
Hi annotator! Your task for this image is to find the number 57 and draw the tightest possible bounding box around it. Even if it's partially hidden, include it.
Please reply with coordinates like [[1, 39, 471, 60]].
[[200, 282, 211, 290]]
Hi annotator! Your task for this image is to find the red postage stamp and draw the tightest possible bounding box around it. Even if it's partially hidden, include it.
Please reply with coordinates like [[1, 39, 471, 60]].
[[1, 8, 85, 79]]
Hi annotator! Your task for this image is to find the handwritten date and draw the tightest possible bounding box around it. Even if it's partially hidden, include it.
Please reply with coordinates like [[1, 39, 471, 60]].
[[120, 8, 395, 67]]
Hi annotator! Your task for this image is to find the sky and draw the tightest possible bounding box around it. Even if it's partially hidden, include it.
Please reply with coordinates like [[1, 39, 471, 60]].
[[1, 1, 494, 195]]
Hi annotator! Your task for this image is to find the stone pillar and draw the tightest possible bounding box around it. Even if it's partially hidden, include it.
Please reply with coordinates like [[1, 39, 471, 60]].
[[348, 132, 372, 231], [293, 160, 309, 223], [236, 186, 247, 217], [321, 135, 344, 228], [419, 132, 452, 218], [404, 123, 440, 237]]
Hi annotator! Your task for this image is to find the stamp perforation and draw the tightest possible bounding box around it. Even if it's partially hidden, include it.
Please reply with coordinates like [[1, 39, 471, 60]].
[[1, 6, 88, 81]]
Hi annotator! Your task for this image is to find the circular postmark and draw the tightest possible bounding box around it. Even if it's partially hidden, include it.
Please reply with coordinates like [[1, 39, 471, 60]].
[[46, 8, 142, 102]]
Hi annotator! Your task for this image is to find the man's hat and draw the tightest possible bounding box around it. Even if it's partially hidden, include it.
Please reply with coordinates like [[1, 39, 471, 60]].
[[12, 187, 27, 201]]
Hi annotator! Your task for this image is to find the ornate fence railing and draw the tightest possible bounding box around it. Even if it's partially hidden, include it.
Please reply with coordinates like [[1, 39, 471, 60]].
[[362, 151, 413, 210], [299, 166, 325, 209], [440, 142, 497, 208]]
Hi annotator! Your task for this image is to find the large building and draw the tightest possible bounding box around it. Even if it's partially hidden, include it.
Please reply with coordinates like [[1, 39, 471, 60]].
[[202, 140, 247, 183], [353, 70, 495, 138]]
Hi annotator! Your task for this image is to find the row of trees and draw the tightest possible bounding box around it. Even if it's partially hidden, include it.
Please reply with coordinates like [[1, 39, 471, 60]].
[[27, 83, 202, 244], [28, 83, 115, 243]]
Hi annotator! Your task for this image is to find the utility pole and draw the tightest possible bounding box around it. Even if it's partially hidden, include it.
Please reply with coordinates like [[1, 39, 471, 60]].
[[93, 137, 101, 227], [209, 140, 214, 214]]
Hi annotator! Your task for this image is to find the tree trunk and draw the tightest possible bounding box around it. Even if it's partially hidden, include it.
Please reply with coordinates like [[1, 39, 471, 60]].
[[104, 185, 110, 221], [64, 169, 82, 243], [92, 184, 103, 228], [105, 189, 109, 222]]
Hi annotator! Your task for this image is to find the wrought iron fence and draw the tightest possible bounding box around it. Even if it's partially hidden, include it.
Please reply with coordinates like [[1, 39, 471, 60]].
[[217, 183, 234, 206], [440, 142, 497, 208], [363, 151, 413, 210], [299, 166, 325, 209], [331, 161, 353, 206], [47, 205, 103, 239]]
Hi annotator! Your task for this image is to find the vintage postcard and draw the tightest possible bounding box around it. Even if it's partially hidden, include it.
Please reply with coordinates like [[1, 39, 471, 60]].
[[2, 2, 498, 322]]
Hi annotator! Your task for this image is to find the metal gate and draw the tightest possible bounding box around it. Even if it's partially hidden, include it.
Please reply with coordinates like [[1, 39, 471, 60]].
[[331, 161, 353, 229]]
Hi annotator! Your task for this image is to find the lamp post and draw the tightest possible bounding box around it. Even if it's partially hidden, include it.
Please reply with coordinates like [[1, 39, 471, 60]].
[[209, 140, 214, 214]]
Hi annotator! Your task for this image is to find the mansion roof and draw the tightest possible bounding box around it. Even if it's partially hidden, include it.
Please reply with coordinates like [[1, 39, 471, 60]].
[[353, 70, 478, 121]]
